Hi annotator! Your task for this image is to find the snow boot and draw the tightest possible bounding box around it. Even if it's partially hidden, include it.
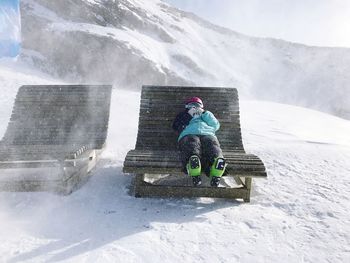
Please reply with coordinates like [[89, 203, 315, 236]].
[[187, 155, 201, 186], [210, 157, 226, 187]]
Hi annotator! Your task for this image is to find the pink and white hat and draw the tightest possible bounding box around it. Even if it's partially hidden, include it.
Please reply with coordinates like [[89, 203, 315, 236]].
[[185, 97, 204, 108]]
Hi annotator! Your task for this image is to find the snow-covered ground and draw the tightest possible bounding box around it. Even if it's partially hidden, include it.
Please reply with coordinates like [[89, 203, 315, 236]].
[[0, 60, 350, 262]]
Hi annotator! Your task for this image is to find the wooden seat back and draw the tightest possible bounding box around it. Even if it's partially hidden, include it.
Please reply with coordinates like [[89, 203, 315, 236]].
[[135, 86, 244, 152], [1, 85, 112, 149]]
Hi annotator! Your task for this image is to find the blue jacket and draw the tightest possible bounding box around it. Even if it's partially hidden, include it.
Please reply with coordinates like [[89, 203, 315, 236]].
[[172, 110, 220, 141]]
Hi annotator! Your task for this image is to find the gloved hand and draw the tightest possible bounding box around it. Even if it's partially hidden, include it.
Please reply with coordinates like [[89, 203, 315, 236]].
[[188, 107, 204, 117]]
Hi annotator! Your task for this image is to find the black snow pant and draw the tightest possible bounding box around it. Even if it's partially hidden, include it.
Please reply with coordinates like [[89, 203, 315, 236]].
[[178, 135, 223, 175]]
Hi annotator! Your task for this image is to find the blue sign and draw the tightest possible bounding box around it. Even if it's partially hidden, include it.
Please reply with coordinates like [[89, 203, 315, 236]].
[[0, 0, 21, 57]]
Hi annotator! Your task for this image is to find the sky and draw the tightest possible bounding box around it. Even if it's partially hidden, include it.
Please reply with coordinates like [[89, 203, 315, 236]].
[[0, 0, 20, 57], [0, 0, 18, 9], [0, 0, 20, 39], [166, 0, 350, 48]]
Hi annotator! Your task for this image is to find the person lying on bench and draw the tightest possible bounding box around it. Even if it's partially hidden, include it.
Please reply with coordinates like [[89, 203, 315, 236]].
[[172, 97, 227, 187]]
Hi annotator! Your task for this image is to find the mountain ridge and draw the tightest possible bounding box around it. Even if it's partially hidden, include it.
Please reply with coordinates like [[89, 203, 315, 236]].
[[19, 0, 350, 119]]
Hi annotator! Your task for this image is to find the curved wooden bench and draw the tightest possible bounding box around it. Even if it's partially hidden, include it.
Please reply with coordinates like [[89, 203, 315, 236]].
[[0, 85, 112, 194], [123, 86, 266, 202]]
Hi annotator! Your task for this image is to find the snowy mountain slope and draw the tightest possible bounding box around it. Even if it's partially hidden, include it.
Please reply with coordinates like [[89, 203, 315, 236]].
[[20, 0, 350, 120], [0, 62, 349, 263]]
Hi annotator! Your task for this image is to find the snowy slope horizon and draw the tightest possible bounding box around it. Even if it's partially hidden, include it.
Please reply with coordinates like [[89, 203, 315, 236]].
[[19, 0, 350, 120], [1, 59, 350, 263]]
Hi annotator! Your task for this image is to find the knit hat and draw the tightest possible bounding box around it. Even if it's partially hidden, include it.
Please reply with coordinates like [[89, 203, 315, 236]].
[[185, 97, 203, 108]]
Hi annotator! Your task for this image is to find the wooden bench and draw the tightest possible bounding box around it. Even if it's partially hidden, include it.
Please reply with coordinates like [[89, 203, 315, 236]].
[[123, 86, 266, 202], [0, 85, 112, 194]]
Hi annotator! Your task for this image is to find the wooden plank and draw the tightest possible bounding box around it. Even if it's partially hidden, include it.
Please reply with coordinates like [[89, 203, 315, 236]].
[[0, 147, 102, 194], [140, 103, 239, 111], [138, 109, 240, 117], [126, 152, 264, 159], [123, 166, 267, 178], [142, 88, 237, 93], [135, 139, 243, 148], [136, 127, 243, 134], [18, 85, 112, 93], [141, 98, 238, 103], [137, 116, 240, 122], [124, 161, 265, 170], [140, 98, 238, 104], [15, 97, 109, 102], [124, 150, 258, 157], [124, 155, 256, 161], [141, 89, 237, 95], [136, 132, 241, 140], [137, 121, 241, 128], [142, 86, 237, 92], [4, 126, 108, 133], [0, 179, 63, 192], [3, 140, 106, 148], [136, 131, 243, 139], [12, 108, 109, 115], [0, 160, 61, 169], [0, 144, 91, 151], [138, 116, 240, 123], [134, 142, 243, 149], [133, 178, 249, 200], [133, 146, 244, 153], [142, 87, 238, 97], [0, 145, 92, 161], [124, 158, 264, 166]]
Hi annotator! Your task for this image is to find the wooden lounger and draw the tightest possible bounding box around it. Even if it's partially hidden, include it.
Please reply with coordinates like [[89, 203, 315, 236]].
[[123, 86, 266, 202], [0, 85, 112, 194]]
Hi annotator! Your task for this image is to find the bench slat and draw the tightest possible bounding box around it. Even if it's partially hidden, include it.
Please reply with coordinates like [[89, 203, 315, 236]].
[[125, 153, 262, 160], [124, 167, 266, 178]]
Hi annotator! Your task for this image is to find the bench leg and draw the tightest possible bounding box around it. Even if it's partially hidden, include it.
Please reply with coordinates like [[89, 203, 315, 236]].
[[243, 177, 252, 203], [134, 174, 145, 198]]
